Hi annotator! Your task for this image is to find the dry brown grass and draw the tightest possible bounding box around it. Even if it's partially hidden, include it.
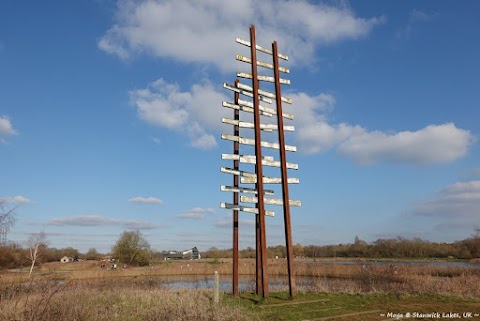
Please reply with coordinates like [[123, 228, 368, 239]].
[[2, 259, 479, 299], [0, 274, 259, 321]]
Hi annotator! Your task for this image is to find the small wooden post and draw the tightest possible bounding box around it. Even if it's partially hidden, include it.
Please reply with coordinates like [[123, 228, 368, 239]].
[[214, 271, 220, 303]]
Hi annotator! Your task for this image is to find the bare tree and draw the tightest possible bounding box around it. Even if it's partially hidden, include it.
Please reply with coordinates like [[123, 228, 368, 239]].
[[0, 200, 16, 244], [27, 232, 48, 277], [112, 230, 151, 266]]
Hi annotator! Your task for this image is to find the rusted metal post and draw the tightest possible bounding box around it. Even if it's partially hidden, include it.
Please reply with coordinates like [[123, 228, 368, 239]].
[[233, 80, 240, 297], [272, 41, 296, 298], [250, 24, 269, 298], [256, 211, 262, 295]]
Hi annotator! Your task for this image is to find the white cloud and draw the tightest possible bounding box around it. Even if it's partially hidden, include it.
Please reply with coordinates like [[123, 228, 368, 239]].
[[177, 207, 215, 220], [412, 180, 480, 218], [98, 0, 383, 70], [131, 77, 474, 163], [289, 91, 473, 164], [128, 196, 163, 204], [132, 79, 189, 129], [0, 115, 16, 140], [46, 214, 163, 229], [338, 123, 473, 165], [130, 78, 228, 149], [291, 92, 364, 154], [0, 195, 31, 204]]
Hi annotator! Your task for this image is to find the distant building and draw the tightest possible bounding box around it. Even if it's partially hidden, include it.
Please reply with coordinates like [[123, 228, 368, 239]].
[[163, 247, 201, 260], [60, 256, 79, 263]]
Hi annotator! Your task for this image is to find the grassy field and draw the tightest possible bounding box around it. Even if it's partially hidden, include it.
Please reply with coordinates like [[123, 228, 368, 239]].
[[234, 292, 480, 321], [1, 259, 480, 320]]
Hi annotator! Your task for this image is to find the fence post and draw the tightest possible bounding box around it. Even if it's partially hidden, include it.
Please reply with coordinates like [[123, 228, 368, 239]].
[[214, 271, 220, 303]]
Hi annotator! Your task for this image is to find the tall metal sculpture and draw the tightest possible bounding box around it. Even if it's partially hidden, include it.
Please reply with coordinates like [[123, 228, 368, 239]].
[[221, 25, 300, 298]]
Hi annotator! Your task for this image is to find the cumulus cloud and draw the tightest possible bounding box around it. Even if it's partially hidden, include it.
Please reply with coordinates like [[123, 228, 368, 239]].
[[0, 115, 16, 142], [0, 195, 31, 204], [130, 78, 228, 149], [98, 0, 383, 70], [289, 91, 473, 164], [177, 207, 215, 220], [130, 76, 473, 163], [292, 92, 364, 154], [128, 196, 163, 204], [338, 123, 473, 165], [46, 214, 163, 229], [412, 180, 480, 218]]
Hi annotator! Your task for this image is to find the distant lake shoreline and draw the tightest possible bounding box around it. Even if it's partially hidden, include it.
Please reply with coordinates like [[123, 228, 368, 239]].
[[302, 260, 480, 268]]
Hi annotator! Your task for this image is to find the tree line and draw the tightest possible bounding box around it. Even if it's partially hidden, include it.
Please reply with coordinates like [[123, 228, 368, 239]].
[[202, 235, 480, 260], [1, 233, 480, 270], [1, 203, 479, 270]]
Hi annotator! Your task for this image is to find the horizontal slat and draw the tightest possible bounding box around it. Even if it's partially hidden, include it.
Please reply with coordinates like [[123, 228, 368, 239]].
[[221, 202, 275, 216], [223, 83, 272, 104], [241, 176, 300, 184], [237, 99, 293, 120], [240, 196, 302, 207], [220, 185, 274, 195], [222, 118, 294, 132], [220, 166, 256, 178], [237, 72, 290, 85], [237, 83, 292, 104], [237, 99, 278, 116], [222, 101, 272, 117], [221, 134, 297, 152], [222, 153, 298, 170], [236, 38, 288, 60], [236, 55, 290, 73], [222, 154, 274, 161]]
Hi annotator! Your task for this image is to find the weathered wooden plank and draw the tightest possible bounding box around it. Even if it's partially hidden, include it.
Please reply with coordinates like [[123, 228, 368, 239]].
[[237, 83, 293, 104], [236, 55, 289, 73], [221, 202, 275, 217], [222, 101, 273, 117], [237, 99, 280, 117], [235, 38, 288, 60], [220, 185, 275, 195], [221, 134, 297, 152], [237, 99, 293, 120], [222, 154, 274, 161], [223, 83, 272, 104], [241, 176, 300, 184], [222, 153, 298, 170], [220, 166, 256, 178], [237, 72, 290, 85], [222, 118, 295, 132], [240, 196, 302, 207]]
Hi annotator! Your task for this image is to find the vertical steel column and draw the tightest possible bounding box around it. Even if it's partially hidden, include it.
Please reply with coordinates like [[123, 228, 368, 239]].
[[232, 80, 240, 297], [250, 24, 269, 297], [256, 208, 262, 295], [272, 41, 296, 298]]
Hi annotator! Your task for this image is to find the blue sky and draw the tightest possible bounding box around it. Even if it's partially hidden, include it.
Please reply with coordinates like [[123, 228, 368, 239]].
[[1, 1, 479, 253]]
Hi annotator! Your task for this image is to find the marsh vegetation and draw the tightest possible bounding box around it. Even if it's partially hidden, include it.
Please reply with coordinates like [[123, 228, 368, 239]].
[[1, 259, 480, 321]]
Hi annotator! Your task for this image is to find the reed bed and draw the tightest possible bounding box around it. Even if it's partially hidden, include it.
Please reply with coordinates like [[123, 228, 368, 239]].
[[1, 259, 479, 298], [0, 275, 259, 321]]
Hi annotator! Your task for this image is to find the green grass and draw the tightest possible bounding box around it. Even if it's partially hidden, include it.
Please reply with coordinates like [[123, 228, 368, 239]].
[[226, 292, 480, 321]]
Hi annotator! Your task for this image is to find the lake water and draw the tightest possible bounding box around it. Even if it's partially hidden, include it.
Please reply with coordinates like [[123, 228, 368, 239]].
[[151, 260, 480, 292], [153, 275, 321, 292]]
